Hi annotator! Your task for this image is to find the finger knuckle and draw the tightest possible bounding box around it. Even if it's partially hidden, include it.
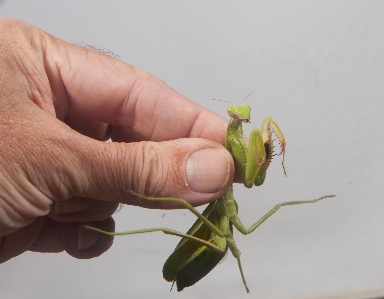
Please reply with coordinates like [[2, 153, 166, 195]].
[[131, 141, 167, 196]]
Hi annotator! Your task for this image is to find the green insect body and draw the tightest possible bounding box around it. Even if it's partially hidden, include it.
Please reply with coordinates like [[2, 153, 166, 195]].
[[84, 103, 334, 293], [163, 200, 229, 291], [161, 105, 285, 292]]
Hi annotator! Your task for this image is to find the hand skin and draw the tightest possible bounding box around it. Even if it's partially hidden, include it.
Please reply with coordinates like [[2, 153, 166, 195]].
[[0, 19, 235, 262]]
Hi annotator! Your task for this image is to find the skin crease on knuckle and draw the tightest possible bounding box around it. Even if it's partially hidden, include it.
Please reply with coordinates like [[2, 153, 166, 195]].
[[0, 127, 53, 235], [125, 141, 169, 205], [113, 140, 189, 209], [0, 23, 78, 234]]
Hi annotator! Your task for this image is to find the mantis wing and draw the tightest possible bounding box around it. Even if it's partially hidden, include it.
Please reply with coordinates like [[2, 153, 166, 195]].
[[162, 201, 228, 292]]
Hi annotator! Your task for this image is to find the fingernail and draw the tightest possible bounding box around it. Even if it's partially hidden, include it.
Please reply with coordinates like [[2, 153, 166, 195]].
[[186, 148, 231, 193], [78, 224, 99, 250]]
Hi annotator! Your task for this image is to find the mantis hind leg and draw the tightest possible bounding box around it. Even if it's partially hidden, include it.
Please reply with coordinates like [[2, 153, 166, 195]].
[[83, 225, 226, 253], [118, 192, 224, 237], [83, 192, 227, 252]]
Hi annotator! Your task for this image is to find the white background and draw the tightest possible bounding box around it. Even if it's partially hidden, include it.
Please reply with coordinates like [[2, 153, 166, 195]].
[[1, 1, 384, 299]]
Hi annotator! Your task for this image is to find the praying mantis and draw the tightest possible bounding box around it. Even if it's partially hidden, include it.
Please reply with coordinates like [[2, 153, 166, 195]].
[[84, 99, 334, 293]]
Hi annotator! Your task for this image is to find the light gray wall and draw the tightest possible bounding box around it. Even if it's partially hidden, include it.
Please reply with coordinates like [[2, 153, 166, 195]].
[[1, 1, 384, 299]]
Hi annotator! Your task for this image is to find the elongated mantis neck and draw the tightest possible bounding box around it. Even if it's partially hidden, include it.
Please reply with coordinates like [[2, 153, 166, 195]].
[[228, 117, 243, 130], [226, 117, 245, 143]]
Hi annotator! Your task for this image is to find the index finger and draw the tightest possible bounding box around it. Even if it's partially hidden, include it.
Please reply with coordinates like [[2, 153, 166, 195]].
[[46, 35, 228, 143]]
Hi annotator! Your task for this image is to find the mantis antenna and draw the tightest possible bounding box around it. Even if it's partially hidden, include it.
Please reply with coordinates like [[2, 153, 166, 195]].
[[211, 91, 256, 105], [211, 98, 235, 104], [241, 91, 255, 104]]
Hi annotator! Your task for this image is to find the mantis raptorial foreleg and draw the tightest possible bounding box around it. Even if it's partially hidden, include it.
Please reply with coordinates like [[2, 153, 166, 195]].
[[226, 107, 286, 188]]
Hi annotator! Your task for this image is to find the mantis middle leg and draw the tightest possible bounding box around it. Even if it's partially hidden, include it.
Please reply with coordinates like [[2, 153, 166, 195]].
[[231, 195, 335, 235]]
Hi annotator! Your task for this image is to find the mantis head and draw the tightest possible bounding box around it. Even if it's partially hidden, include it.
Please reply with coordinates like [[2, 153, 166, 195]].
[[227, 105, 251, 123]]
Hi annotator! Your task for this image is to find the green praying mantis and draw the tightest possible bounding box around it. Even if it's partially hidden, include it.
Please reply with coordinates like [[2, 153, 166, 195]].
[[84, 98, 334, 293]]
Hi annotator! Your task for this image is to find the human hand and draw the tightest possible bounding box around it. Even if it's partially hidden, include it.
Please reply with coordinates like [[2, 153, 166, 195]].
[[0, 19, 234, 262]]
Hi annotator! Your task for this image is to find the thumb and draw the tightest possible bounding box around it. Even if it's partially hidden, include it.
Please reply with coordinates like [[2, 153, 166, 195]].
[[0, 109, 233, 235], [76, 137, 234, 209]]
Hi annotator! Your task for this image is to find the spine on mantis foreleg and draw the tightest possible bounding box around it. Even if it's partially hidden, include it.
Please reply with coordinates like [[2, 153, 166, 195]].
[[254, 117, 287, 186]]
